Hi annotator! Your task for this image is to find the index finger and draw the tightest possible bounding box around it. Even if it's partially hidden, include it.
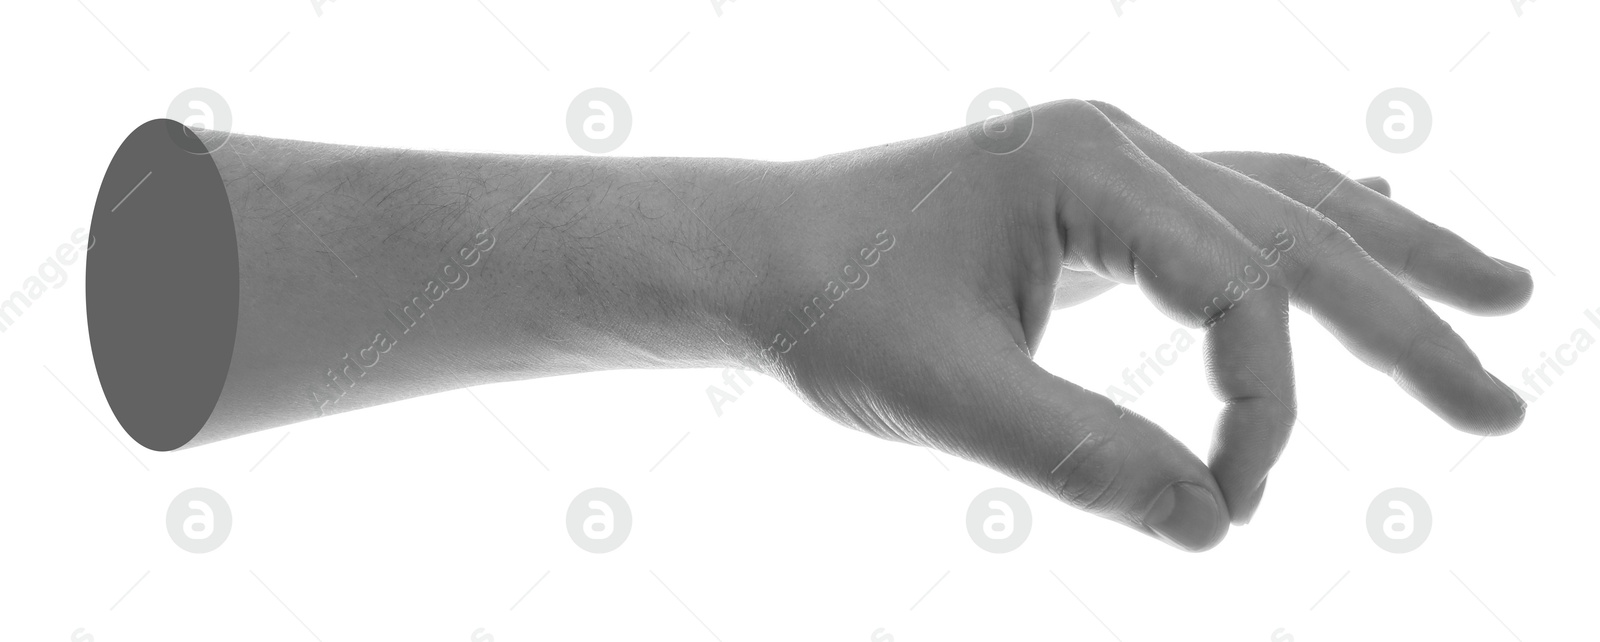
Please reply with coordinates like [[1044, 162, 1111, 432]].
[[1090, 101, 1526, 436], [1199, 151, 1534, 316]]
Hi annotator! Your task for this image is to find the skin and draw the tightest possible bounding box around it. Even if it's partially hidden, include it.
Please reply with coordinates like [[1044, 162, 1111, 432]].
[[183, 99, 1532, 551]]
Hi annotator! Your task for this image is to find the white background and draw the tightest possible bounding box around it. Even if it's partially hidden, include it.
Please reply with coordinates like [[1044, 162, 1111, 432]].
[[3, 0, 1596, 640]]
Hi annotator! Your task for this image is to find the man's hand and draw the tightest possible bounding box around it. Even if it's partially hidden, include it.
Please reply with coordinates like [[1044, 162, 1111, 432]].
[[746, 99, 1530, 551], [95, 102, 1530, 552]]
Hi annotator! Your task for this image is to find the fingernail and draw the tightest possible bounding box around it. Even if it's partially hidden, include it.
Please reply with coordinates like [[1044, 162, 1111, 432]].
[[1490, 371, 1529, 416], [1144, 482, 1225, 552]]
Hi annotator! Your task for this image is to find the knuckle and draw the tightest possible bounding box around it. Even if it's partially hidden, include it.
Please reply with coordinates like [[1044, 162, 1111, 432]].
[[1399, 233, 1425, 276], [1034, 99, 1097, 140], [1391, 314, 1456, 376], [1039, 99, 1117, 135], [1268, 391, 1298, 425], [1397, 219, 1447, 276], [1052, 97, 1095, 113], [1287, 203, 1350, 256], [1256, 398, 1298, 450], [1272, 154, 1345, 205], [1280, 215, 1356, 297], [1032, 102, 1130, 168], [1084, 99, 1129, 122]]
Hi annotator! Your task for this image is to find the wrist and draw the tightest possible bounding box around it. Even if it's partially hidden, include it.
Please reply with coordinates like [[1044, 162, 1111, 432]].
[[719, 122, 1064, 373], [491, 156, 793, 372]]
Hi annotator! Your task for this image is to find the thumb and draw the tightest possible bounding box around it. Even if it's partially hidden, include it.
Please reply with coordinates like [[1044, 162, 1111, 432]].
[[908, 332, 1231, 552]]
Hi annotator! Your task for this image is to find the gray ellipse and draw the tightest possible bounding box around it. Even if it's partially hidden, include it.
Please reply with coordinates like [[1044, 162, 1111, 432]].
[[88, 119, 239, 451]]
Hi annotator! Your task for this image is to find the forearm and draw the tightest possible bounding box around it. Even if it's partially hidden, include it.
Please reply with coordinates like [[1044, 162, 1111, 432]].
[[92, 122, 791, 447]]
